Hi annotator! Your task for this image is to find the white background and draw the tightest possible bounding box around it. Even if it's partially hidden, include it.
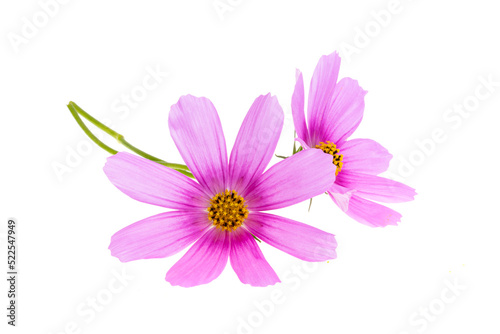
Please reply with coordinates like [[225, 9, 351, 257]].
[[1, 1, 500, 333]]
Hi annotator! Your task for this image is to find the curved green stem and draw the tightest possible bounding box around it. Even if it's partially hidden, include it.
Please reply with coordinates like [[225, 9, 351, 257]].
[[67, 101, 193, 178], [118, 138, 188, 170], [68, 106, 118, 155]]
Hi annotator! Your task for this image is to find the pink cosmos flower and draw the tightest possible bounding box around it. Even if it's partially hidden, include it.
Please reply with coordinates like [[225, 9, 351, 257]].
[[104, 94, 338, 287], [292, 52, 416, 227]]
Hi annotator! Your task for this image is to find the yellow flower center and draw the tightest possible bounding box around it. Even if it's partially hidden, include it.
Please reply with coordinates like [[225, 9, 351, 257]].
[[314, 141, 344, 176], [208, 190, 249, 231]]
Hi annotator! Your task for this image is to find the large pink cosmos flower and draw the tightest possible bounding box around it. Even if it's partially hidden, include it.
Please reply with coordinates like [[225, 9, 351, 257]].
[[292, 52, 416, 227], [104, 94, 337, 287]]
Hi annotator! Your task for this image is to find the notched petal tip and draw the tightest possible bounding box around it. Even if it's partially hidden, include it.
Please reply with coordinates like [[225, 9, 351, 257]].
[[295, 68, 303, 81], [168, 94, 228, 195], [258, 93, 282, 111], [321, 51, 341, 63], [344, 195, 403, 228], [246, 213, 338, 262]]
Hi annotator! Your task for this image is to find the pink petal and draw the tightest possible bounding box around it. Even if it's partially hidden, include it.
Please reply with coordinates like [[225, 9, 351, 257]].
[[336, 171, 416, 203], [165, 227, 230, 287], [109, 211, 210, 262], [345, 195, 402, 227], [292, 69, 309, 143], [307, 52, 341, 144], [245, 212, 337, 261], [295, 137, 311, 150], [339, 138, 392, 175], [229, 229, 280, 287], [328, 183, 356, 212], [245, 149, 336, 211], [169, 95, 228, 195], [320, 78, 367, 145], [228, 94, 284, 195], [104, 152, 209, 210]]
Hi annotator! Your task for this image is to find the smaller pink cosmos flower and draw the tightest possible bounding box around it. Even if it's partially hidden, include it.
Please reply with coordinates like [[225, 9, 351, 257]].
[[292, 52, 416, 227], [104, 94, 337, 287]]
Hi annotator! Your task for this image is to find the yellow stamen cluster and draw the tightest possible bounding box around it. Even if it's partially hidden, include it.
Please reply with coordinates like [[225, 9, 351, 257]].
[[208, 190, 249, 231], [314, 141, 344, 176]]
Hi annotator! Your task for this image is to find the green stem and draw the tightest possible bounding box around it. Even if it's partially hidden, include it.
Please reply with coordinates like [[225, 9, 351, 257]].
[[67, 105, 118, 155], [67, 101, 194, 178], [252, 234, 262, 243]]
